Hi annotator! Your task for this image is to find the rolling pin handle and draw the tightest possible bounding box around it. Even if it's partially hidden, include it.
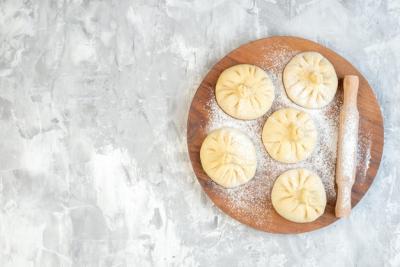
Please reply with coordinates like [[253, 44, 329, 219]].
[[335, 182, 352, 217], [343, 75, 359, 105]]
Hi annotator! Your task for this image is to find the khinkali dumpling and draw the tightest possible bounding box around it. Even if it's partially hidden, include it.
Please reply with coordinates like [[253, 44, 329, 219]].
[[200, 128, 257, 188], [262, 108, 317, 163], [216, 64, 275, 120], [271, 168, 327, 223], [283, 52, 338, 109]]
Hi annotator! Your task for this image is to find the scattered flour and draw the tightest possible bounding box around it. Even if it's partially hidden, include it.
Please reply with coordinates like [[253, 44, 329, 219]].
[[358, 131, 372, 182]]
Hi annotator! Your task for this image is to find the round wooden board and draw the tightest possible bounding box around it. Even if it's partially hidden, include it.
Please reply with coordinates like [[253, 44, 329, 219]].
[[187, 36, 384, 234]]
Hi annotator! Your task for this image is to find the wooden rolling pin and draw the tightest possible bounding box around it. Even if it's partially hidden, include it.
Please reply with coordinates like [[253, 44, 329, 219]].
[[335, 75, 359, 217]]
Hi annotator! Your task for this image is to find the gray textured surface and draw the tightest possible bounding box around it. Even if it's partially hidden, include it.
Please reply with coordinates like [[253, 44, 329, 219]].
[[0, 0, 398, 266]]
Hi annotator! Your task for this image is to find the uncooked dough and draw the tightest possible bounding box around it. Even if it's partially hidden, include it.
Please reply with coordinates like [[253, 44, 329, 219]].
[[215, 64, 275, 120], [262, 108, 317, 163], [200, 128, 257, 188], [283, 52, 338, 109], [271, 168, 327, 223]]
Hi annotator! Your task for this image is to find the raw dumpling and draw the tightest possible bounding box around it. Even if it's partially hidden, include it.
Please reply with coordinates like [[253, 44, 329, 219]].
[[271, 168, 327, 223], [283, 52, 338, 109], [200, 128, 257, 188], [216, 64, 275, 120], [262, 108, 317, 163]]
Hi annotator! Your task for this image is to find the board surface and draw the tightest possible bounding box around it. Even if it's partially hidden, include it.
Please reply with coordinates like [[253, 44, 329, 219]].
[[187, 36, 384, 234]]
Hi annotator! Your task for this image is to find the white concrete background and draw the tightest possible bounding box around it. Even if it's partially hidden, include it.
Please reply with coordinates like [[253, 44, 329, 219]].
[[0, 0, 399, 266]]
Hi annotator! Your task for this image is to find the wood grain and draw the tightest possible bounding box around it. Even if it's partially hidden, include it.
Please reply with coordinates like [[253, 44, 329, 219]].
[[186, 36, 384, 234]]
